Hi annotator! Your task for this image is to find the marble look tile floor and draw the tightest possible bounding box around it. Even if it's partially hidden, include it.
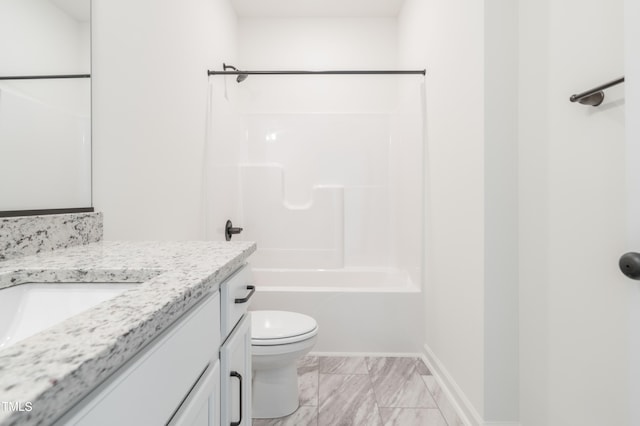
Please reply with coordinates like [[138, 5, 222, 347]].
[[253, 356, 464, 426]]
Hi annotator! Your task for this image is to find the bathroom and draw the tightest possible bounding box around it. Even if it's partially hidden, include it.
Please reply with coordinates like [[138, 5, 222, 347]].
[[0, 0, 638, 425]]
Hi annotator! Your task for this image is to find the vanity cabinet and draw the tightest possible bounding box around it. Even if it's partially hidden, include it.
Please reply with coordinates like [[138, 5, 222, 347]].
[[53, 263, 254, 426], [54, 292, 221, 426]]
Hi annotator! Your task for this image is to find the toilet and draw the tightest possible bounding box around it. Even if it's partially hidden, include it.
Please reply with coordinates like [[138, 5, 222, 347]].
[[251, 310, 318, 419]]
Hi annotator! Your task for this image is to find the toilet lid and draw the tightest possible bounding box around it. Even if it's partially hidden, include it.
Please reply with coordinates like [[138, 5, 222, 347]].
[[251, 310, 318, 342]]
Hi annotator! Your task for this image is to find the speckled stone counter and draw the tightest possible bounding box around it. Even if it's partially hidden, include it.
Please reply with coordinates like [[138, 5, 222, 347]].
[[0, 213, 103, 262], [0, 240, 256, 426]]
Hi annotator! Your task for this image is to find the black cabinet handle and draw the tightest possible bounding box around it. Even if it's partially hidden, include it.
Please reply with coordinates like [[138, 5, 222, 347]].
[[230, 371, 243, 426], [234, 285, 255, 304]]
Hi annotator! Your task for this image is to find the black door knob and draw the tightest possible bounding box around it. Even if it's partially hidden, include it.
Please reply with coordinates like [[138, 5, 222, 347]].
[[619, 252, 640, 280]]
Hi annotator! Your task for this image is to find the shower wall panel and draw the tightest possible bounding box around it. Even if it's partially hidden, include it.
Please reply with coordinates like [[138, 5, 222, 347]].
[[207, 76, 424, 287], [240, 164, 344, 269], [238, 113, 393, 270]]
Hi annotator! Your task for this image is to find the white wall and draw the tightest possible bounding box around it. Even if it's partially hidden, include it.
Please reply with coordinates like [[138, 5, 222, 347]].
[[626, 1, 640, 424], [400, 1, 627, 424], [398, 0, 487, 421], [517, 1, 550, 424], [92, 0, 237, 240], [236, 17, 399, 114], [238, 17, 397, 71], [484, 0, 519, 422], [519, 1, 627, 426]]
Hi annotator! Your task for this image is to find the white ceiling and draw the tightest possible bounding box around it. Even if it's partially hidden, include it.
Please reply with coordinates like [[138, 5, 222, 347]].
[[49, 0, 90, 22], [231, 0, 406, 18]]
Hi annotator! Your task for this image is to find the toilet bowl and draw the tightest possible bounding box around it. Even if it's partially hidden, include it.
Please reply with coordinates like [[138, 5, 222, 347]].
[[251, 310, 318, 419]]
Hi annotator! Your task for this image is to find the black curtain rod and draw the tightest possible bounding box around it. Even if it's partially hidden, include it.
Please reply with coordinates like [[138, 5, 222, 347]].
[[208, 69, 426, 76], [570, 76, 624, 106], [0, 74, 91, 81]]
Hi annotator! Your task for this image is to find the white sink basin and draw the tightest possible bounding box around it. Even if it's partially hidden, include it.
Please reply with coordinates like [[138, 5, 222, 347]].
[[0, 282, 138, 350]]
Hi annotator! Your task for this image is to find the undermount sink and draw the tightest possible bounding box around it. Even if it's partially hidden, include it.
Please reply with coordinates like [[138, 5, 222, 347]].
[[0, 282, 139, 351]]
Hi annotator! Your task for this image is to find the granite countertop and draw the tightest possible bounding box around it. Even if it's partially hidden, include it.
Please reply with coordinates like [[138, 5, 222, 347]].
[[0, 240, 256, 426]]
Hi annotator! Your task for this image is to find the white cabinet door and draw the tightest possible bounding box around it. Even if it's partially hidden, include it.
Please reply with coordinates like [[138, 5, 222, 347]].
[[169, 361, 220, 426], [220, 314, 251, 426]]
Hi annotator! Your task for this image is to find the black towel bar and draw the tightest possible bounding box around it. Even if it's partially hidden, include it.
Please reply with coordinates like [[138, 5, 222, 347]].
[[570, 76, 624, 106]]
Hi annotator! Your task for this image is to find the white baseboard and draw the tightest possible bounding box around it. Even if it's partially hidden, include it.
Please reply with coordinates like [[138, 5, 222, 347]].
[[420, 344, 480, 425], [423, 343, 518, 426]]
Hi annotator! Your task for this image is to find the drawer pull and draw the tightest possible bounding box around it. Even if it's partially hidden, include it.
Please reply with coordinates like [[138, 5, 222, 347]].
[[234, 285, 255, 304], [230, 371, 243, 426]]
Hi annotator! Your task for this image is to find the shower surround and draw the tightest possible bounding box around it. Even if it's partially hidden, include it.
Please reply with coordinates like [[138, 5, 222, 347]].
[[207, 74, 425, 352]]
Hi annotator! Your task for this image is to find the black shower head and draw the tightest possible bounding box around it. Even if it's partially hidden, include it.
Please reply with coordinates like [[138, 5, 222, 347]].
[[223, 63, 248, 84]]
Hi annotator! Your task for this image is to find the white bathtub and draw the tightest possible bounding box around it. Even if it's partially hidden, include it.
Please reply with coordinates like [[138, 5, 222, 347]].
[[250, 267, 424, 353], [252, 267, 420, 293]]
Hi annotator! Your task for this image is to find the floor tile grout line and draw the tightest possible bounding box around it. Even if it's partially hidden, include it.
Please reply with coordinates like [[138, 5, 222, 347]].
[[314, 363, 319, 424], [366, 357, 445, 423], [319, 371, 381, 426], [364, 362, 386, 422], [370, 357, 440, 411], [375, 358, 449, 422], [367, 374, 385, 425], [373, 401, 385, 426]]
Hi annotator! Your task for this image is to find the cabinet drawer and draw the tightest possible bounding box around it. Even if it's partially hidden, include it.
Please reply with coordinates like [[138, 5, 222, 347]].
[[220, 264, 254, 337], [55, 292, 221, 426]]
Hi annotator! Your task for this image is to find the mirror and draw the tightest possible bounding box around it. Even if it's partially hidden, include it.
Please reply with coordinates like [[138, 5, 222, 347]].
[[0, 0, 91, 214]]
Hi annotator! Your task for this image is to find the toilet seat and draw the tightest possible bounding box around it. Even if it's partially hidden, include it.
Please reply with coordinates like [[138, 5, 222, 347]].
[[252, 328, 318, 346], [251, 310, 318, 346]]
